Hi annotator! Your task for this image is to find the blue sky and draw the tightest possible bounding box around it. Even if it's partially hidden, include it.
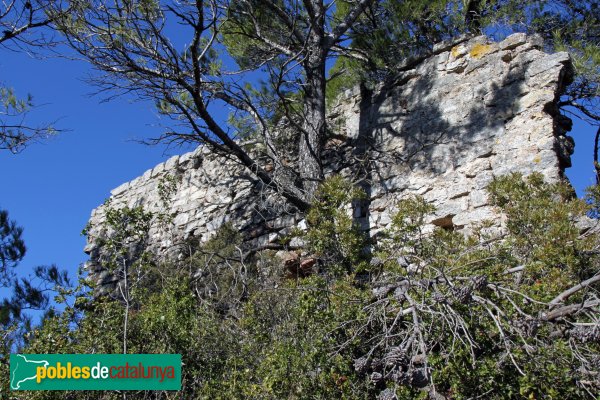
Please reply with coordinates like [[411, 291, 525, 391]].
[[0, 41, 597, 299], [0, 50, 186, 287]]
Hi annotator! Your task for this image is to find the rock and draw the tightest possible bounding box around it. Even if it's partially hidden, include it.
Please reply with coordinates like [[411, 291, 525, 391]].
[[289, 237, 305, 248], [110, 182, 130, 197], [453, 207, 497, 226], [526, 52, 571, 78], [499, 32, 528, 50], [469, 190, 488, 208], [450, 43, 469, 59], [431, 215, 455, 229], [284, 253, 316, 278], [164, 155, 179, 170], [282, 251, 300, 270], [299, 257, 317, 275], [446, 57, 468, 73]]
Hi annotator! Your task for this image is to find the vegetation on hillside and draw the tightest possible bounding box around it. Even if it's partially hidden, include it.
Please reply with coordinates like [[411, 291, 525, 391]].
[[3, 173, 599, 399]]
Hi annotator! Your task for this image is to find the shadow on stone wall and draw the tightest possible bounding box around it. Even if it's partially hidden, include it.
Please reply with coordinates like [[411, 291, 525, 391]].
[[86, 35, 576, 292], [336, 38, 573, 239]]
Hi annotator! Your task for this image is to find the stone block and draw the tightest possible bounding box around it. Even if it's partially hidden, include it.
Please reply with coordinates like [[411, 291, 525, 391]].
[[469, 190, 488, 208], [454, 207, 497, 226], [499, 33, 528, 50], [526, 52, 570, 78], [110, 182, 130, 197], [164, 155, 180, 170]]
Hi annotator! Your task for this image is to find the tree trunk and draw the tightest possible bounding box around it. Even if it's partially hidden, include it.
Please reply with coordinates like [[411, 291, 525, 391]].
[[299, 32, 327, 200]]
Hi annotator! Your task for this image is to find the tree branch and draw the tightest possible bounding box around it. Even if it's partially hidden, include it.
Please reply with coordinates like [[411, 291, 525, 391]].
[[543, 299, 600, 321], [327, 0, 375, 48], [549, 274, 600, 307]]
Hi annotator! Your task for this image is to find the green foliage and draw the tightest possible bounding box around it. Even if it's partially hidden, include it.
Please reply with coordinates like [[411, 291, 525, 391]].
[[14, 174, 600, 399], [101, 201, 153, 254], [156, 174, 179, 226], [131, 277, 239, 395], [214, 275, 373, 400], [367, 173, 599, 398], [184, 222, 251, 314], [488, 173, 590, 299], [533, 1, 599, 99], [325, 0, 600, 124], [326, 0, 467, 102], [0, 210, 70, 331], [91, 199, 155, 284], [0, 211, 72, 399], [0, 208, 26, 273], [0, 86, 32, 114], [585, 180, 600, 218], [0, 84, 58, 153], [326, 56, 364, 106], [305, 176, 370, 274], [221, 0, 293, 70], [389, 195, 435, 244]]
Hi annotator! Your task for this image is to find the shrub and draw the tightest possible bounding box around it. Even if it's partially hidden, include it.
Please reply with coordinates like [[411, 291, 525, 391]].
[[14, 174, 600, 399]]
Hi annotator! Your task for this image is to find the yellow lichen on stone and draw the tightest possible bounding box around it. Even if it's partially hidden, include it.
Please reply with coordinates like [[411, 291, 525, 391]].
[[469, 43, 493, 59], [533, 155, 541, 163], [451, 45, 462, 58]]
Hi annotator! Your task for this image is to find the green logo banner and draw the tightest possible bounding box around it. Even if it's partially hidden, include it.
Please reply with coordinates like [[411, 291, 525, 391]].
[[10, 354, 181, 391]]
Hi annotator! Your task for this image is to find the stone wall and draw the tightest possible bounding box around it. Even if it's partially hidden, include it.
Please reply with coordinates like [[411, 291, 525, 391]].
[[84, 33, 575, 285]]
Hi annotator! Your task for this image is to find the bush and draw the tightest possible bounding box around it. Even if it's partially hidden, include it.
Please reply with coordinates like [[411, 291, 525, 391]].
[[14, 174, 600, 399], [305, 175, 370, 275]]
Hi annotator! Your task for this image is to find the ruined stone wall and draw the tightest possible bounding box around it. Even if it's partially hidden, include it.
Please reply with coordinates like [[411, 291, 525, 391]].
[[84, 33, 575, 285]]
